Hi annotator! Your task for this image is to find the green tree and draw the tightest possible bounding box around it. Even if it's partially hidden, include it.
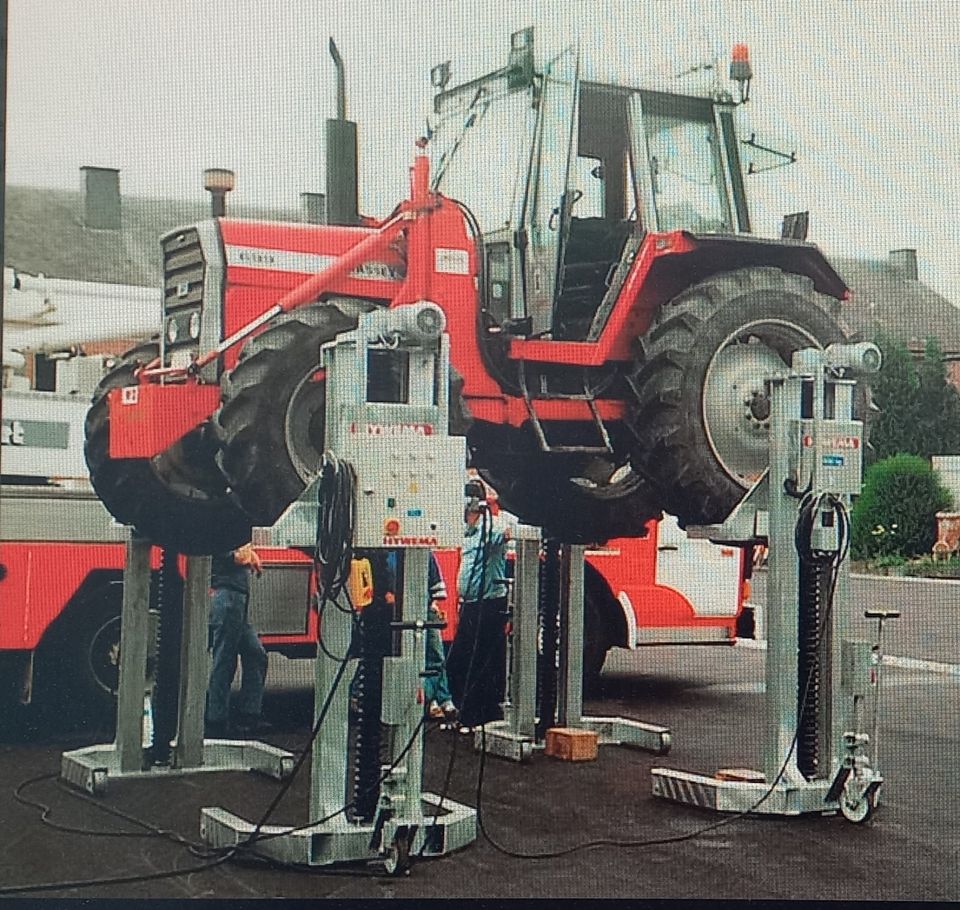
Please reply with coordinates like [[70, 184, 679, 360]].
[[869, 332, 920, 459], [915, 337, 960, 456], [851, 453, 953, 559]]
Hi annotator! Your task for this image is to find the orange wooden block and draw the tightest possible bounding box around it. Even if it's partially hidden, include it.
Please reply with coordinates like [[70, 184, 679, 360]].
[[714, 768, 765, 782], [544, 727, 599, 762]]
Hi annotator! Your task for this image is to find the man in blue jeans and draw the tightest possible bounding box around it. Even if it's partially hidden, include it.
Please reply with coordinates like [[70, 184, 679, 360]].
[[424, 554, 458, 722], [205, 543, 268, 738]]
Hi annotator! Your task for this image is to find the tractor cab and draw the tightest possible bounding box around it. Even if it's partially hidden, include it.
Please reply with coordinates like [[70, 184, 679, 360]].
[[429, 29, 751, 342]]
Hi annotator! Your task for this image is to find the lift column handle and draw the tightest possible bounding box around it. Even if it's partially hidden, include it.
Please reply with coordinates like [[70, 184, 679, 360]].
[[864, 608, 901, 620]]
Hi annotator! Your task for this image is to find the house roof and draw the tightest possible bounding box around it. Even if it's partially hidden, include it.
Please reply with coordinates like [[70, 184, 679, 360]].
[[832, 256, 960, 354], [4, 183, 300, 287], [6, 182, 960, 354]]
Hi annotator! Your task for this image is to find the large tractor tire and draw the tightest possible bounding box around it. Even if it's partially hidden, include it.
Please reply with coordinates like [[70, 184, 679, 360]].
[[629, 267, 852, 528], [85, 343, 252, 554], [216, 299, 473, 527], [479, 448, 660, 544], [215, 301, 368, 525]]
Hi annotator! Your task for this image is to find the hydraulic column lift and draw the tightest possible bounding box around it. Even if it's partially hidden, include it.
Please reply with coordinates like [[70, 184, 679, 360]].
[[200, 303, 477, 872], [480, 529, 672, 763], [61, 542, 294, 795], [651, 342, 894, 822]]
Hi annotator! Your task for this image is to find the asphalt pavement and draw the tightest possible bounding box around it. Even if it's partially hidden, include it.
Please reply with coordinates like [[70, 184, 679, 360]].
[[0, 572, 958, 899]]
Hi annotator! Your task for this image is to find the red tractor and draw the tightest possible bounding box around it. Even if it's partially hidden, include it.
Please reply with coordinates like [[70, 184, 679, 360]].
[[85, 32, 853, 554]]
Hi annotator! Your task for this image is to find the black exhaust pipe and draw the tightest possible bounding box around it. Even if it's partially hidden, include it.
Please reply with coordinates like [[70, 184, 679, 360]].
[[325, 38, 359, 226]]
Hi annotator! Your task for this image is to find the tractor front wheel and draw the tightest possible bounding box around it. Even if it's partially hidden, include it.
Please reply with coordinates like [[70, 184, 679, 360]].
[[84, 342, 252, 554], [215, 301, 371, 526]]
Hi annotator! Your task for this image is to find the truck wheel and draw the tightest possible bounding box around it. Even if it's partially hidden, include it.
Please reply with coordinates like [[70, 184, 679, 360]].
[[480, 451, 660, 544], [35, 580, 123, 731], [582, 581, 611, 695], [629, 267, 851, 527], [85, 342, 252, 554], [215, 300, 374, 525]]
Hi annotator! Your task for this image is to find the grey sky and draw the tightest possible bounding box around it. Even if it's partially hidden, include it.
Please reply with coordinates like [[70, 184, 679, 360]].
[[7, 0, 960, 302]]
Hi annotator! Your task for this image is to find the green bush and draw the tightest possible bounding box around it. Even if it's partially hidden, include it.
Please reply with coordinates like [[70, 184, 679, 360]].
[[851, 453, 953, 559]]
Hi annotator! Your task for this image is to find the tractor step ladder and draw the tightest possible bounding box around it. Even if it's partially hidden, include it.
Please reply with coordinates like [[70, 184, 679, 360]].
[[517, 365, 614, 455]]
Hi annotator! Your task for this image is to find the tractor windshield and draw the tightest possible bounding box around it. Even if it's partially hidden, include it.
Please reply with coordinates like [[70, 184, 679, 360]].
[[430, 76, 537, 233], [642, 100, 732, 233]]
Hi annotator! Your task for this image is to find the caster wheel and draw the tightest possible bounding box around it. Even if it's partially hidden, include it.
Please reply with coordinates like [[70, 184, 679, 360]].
[[384, 838, 412, 876], [840, 786, 878, 823]]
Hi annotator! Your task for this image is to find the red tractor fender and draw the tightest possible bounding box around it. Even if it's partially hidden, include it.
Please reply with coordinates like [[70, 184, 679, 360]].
[[508, 230, 850, 367]]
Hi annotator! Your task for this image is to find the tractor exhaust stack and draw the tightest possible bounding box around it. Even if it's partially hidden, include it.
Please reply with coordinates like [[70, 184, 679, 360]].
[[325, 38, 360, 225]]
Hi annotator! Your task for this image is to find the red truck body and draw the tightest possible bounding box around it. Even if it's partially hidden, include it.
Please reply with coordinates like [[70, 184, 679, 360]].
[[1, 386, 748, 720]]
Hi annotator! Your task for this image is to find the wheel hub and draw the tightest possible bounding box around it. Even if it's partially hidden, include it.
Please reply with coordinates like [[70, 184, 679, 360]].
[[702, 341, 789, 486]]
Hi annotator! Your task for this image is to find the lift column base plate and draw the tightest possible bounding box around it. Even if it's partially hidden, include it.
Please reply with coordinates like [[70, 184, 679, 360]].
[[651, 767, 840, 816], [477, 715, 671, 762], [61, 739, 295, 796], [200, 792, 477, 866]]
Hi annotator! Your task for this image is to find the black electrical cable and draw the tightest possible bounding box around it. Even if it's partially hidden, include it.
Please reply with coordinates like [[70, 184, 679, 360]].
[[0, 851, 235, 897], [2, 773, 234, 896], [13, 772, 170, 841]]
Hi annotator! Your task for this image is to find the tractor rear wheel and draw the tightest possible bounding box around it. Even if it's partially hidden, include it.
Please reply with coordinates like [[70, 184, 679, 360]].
[[629, 267, 851, 527], [84, 342, 252, 554], [215, 301, 370, 526]]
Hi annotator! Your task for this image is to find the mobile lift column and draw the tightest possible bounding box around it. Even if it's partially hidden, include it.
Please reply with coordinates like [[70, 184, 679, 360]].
[[480, 529, 672, 763], [200, 303, 477, 872], [650, 342, 893, 822], [61, 541, 294, 795]]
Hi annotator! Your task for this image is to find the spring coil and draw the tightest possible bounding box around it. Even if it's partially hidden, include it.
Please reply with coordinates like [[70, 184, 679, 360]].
[[797, 555, 831, 779]]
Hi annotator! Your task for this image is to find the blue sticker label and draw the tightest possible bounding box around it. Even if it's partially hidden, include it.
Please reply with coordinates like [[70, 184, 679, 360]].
[[407, 508, 423, 517], [822, 454, 844, 466]]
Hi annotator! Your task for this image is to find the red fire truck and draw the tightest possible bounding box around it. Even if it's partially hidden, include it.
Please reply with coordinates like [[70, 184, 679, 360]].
[[0, 375, 750, 726]]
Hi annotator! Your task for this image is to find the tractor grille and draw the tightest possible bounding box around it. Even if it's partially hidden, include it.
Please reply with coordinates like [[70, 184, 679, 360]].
[[161, 227, 205, 357]]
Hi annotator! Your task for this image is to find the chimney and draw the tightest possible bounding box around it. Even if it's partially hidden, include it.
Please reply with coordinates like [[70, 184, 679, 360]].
[[889, 248, 918, 281], [203, 168, 235, 217], [80, 166, 121, 230], [301, 192, 326, 224]]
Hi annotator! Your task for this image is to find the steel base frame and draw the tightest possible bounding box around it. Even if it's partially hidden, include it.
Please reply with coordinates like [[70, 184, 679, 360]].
[[200, 793, 477, 867], [61, 739, 294, 796], [479, 716, 671, 762], [651, 767, 842, 816], [60, 540, 294, 796], [478, 532, 672, 763]]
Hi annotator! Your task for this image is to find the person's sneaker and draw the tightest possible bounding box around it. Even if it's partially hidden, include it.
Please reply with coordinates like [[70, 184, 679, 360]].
[[440, 701, 459, 723], [427, 701, 445, 719]]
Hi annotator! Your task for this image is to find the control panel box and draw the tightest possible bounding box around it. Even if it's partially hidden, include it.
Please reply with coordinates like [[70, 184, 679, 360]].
[[796, 419, 864, 495], [347, 433, 466, 548]]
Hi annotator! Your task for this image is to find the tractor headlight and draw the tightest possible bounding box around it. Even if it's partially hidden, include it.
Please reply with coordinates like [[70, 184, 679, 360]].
[[188, 311, 201, 339], [166, 316, 179, 344]]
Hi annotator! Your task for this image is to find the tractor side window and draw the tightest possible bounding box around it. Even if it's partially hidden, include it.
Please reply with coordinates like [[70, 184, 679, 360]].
[[644, 110, 731, 233], [431, 82, 536, 234]]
